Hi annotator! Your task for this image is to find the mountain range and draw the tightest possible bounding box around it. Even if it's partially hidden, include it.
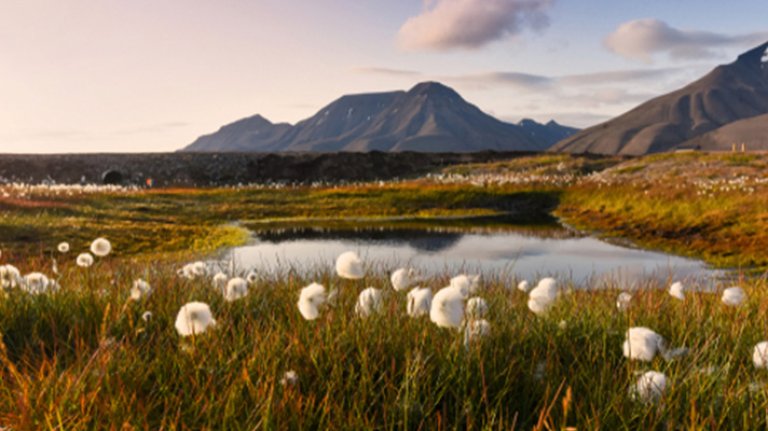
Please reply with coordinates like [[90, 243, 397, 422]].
[[181, 82, 578, 153], [553, 42, 768, 155]]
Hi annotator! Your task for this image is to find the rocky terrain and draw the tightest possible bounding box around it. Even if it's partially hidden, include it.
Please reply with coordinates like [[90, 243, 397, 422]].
[[553, 42, 768, 155], [0, 151, 536, 187]]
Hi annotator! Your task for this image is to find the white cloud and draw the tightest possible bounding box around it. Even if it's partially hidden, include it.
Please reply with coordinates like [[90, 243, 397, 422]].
[[604, 19, 768, 62], [398, 0, 553, 51]]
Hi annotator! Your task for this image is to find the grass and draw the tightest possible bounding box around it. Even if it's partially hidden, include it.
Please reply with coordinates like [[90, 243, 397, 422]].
[[2, 254, 768, 429], [4, 151, 768, 428]]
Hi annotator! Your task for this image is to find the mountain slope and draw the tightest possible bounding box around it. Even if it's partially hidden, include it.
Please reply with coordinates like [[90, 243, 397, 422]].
[[681, 113, 768, 151], [552, 42, 768, 155], [181, 82, 577, 153]]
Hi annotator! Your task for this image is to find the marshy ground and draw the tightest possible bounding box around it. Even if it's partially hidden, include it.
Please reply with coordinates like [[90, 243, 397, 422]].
[[1, 152, 768, 429]]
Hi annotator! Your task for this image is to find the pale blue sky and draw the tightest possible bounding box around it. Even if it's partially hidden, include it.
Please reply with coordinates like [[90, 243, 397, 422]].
[[1, 0, 766, 153]]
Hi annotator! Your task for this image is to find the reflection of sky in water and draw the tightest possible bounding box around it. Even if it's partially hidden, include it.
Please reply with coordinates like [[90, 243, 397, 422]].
[[222, 230, 718, 287]]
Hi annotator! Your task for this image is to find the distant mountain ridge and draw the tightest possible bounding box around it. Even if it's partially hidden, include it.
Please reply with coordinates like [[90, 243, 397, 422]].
[[181, 82, 578, 153], [553, 42, 768, 155]]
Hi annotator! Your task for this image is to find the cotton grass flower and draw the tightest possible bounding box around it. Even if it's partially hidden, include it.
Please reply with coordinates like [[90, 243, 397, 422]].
[[130, 279, 152, 300], [616, 292, 632, 311], [668, 281, 685, 300], [721, 286, 746, 307], [245, 271, 258, 285], [517, 280, 530, 293], [0, 264, 22, 289], [632, 371, 667, 403], [623, 327, 665, 362], [76, 252, 94, 268], [280, 370, 299, 387], [335, 251, 364, 279], [21, 272, 54, 294], [465, 297, 488, 319], [406, 286, 432, 317], [464, 319, 491, 346], [57, 242, 70, 253], [527, 277, 558, 315], [141, 311, 153, 322], [355, 287, 383, 317], [450, 274, 481, 297], [297, 282, 327, 321], [223, 277, 249, 302], [90, 237, 112, 257], [212, 272, 228, 292], [391, 267, 417, 291], [174, 302, 216, 337], [753, 341, 768, 369], [180, 261, 208, 280], [430, 286, 465, 328]]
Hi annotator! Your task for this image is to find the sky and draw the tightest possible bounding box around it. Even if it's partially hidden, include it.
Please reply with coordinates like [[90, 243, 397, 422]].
[[1, 0, 767, 153]]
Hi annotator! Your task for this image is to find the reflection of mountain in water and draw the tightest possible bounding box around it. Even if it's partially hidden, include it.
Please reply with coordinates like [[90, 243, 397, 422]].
[[255, 227, 463, 253]]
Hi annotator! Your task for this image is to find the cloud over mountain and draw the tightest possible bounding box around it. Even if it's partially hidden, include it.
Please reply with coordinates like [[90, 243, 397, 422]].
[[604, 19, 768, 62], [398, 0, 553, 51]]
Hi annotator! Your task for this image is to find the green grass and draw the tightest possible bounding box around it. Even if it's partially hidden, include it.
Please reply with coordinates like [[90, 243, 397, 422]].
[[2, 255, 768, 429], [5, 152, 768, 428]]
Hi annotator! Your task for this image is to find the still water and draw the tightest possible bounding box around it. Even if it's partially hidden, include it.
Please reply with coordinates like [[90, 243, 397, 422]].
[[220, 222, 719, 287]]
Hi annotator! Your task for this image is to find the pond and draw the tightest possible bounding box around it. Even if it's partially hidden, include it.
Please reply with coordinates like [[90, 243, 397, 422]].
[[218, 219, 721, 288]]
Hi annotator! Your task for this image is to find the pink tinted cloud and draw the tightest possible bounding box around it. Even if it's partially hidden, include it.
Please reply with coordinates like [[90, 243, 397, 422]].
[[604, 19, 768, 62], [398, 0, 553, 51]]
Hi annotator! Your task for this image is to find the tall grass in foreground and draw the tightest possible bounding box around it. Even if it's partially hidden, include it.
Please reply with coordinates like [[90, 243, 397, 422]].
[[1, 256, 768, 429]]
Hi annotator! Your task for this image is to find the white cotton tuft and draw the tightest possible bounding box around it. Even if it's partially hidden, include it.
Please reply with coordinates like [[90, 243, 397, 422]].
[[721, 286, 746, 307], [622, 327, 665, 362], [245, 271, 258, 285], [391, 267, 417, 291], [633, 371, 667, 403], [668, 281, 685, 300], [517, 280, 530, 293], [130, 279, 152, 300], [76, 252, 94, 268], [179, 261, 208, 280], [527, 277, 558, 315], [450, 274, 481, 297], [212, 272, 228, 292], [430, 286, 465, 328], [0, 264, 22, 289], [753, 341, 768, 369], [355, 287, 383, 317], [223, 277, 249, 302], [21, 272, 54, 295], [465, 297, 488, 320], [90, 237, 112, 257], [616, 292, 632, 311], [297, 282, 327, 320], [406, 286, 432, 317], [57, 242, 70, 253], [335, 251, 364, 279], [174, 302, 216, 337], [464, 319, 491, 346], [280, 370, 299, 387], [141, 311, 153, 322]]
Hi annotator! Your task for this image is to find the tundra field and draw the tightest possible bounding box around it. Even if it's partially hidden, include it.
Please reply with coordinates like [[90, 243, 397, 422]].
[[2, 152, 768, 429]]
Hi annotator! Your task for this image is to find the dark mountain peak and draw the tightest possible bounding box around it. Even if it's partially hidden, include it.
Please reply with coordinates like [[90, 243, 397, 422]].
[[553, 42, 768, 155], [735, 41, 768, 66], [219, 114, 273, 131], [546, 120, 559, 127], [518, 118, 538, 126], [334, 90, 404, 104], [182, 81, 577, 153], [407, 81, 461, 98]]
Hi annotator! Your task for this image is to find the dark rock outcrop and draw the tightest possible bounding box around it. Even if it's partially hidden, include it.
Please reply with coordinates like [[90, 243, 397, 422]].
[[0, 151, 538, 187]]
